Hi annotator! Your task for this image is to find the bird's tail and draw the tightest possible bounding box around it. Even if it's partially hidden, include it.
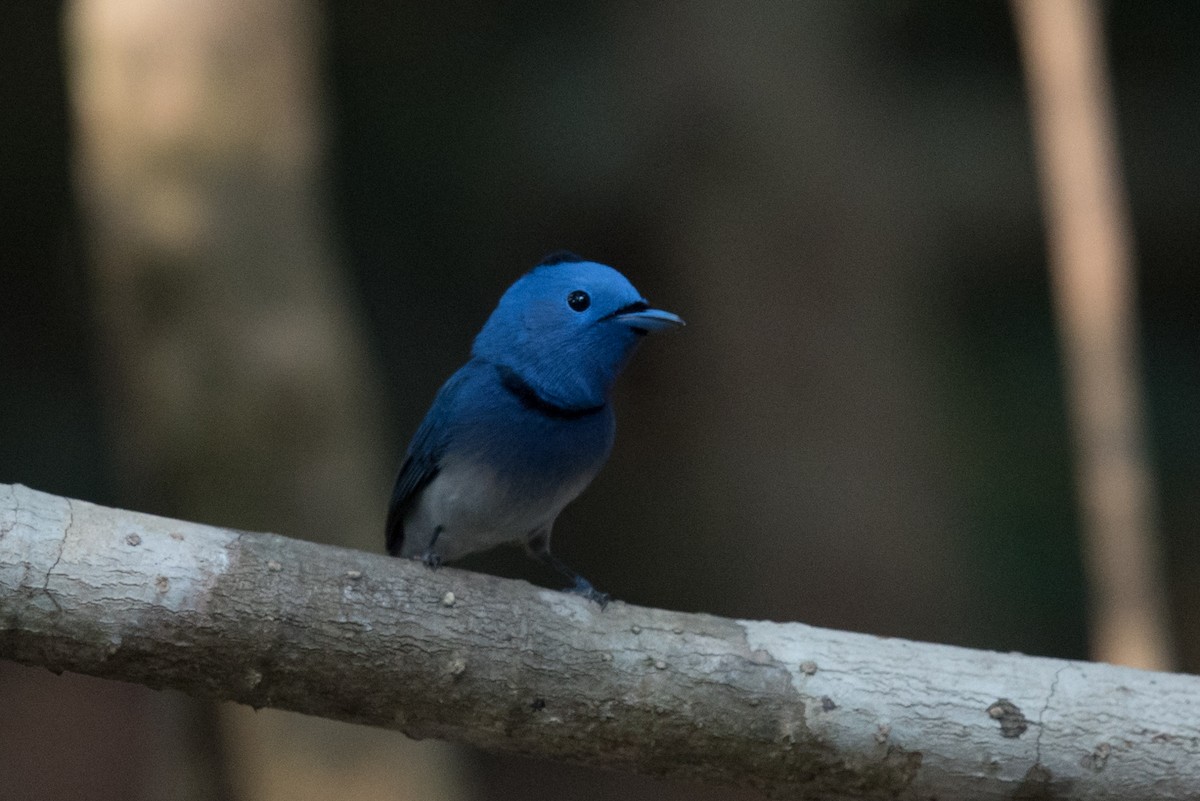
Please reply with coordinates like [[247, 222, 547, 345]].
[[385, 504, 405, 556]]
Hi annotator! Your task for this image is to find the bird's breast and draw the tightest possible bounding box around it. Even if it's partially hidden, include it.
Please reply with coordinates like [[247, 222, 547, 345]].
[[401, 451, 600, 561], [397, 368, 617, 561], [459, 390, 615, 484]]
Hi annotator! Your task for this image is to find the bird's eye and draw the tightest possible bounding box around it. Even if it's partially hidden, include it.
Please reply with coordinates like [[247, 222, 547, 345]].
[[567, 290, 591, 312]]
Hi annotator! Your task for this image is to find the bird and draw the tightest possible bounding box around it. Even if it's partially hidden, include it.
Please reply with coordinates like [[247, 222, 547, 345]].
[[386, 251, 684, 606]]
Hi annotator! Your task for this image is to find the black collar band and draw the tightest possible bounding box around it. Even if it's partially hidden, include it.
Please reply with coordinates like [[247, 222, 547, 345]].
[[495, 365, 606, 420]]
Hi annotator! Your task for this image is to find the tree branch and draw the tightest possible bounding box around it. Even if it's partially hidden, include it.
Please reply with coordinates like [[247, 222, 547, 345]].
[[2, 484, 1197, 800]]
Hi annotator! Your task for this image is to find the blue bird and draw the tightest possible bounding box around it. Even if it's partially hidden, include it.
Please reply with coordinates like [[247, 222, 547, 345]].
[[386, 252, 684, 605]]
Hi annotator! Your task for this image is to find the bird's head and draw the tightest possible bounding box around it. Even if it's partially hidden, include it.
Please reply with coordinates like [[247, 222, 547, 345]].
[[472, 252, 684, 409]]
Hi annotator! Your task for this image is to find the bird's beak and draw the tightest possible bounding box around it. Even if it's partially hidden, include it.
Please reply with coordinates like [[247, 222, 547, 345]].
[[614, 307, 686, 334]]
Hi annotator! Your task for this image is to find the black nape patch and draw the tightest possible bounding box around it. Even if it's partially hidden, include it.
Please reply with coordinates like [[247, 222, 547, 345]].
[[537, 250, 588, 267]]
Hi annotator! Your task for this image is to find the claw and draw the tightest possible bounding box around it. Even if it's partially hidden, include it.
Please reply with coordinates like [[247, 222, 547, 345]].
[[564, 577, 610, 608], [417, 526, 444, 569]]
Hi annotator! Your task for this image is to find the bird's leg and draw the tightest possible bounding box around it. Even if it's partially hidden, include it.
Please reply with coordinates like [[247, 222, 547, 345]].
[[420, 525, 443, 569], [527, 533, 610, 608]]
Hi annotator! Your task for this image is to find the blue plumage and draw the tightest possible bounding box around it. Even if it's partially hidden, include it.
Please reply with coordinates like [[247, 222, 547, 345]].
[[386, 254, 684, 605]]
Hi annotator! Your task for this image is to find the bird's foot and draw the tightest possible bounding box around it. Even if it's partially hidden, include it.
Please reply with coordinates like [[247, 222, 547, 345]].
[[564, 577, 610, 609], [420, 549, 442, 569]]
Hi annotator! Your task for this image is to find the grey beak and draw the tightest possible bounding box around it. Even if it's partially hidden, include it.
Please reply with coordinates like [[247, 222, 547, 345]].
[[614, 308, 686, 333]]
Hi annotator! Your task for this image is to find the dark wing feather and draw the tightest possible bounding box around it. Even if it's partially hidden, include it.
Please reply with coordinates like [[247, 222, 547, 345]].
[[385, 368, 469, 556], [385, 454, 440, 556]]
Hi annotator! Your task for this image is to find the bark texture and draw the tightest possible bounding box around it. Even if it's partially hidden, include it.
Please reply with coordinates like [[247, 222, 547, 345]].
[[2, 483, 1198, 800]]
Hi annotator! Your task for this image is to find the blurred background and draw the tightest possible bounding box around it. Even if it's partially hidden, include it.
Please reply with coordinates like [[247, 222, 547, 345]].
[[1, 1, 1197, 800]]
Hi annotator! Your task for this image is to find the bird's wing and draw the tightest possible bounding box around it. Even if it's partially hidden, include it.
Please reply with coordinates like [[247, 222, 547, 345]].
[[385, 367, 470, 556]]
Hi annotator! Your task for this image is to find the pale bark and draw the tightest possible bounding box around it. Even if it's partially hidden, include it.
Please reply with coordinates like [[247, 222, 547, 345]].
[[3, 483, 1198, 801]]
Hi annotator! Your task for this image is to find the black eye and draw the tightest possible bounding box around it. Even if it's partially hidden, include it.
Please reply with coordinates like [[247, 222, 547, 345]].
[[567, 290, 590, 312]]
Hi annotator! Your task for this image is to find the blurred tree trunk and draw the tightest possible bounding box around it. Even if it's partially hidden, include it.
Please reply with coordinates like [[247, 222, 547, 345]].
[[1011, 0, 1173, 671], [625, 2, 970, 636], [63, 1, 470, 800], [478, 5, 971, 798]]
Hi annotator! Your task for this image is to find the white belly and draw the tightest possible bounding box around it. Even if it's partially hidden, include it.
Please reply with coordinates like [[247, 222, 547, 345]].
[[398, 457, 596, 562]]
